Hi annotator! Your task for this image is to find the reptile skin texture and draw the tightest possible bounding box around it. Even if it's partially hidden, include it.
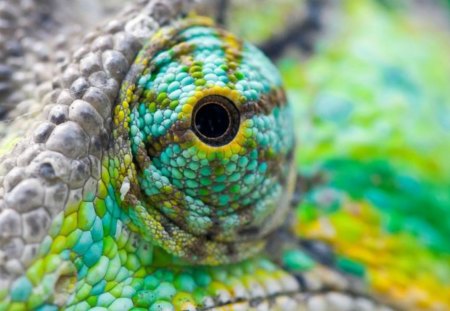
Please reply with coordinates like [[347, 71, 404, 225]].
[[0, 0, 448, 310]]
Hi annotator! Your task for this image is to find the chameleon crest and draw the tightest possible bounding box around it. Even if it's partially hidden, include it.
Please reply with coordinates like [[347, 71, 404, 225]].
[[113, 18, 296, 264]]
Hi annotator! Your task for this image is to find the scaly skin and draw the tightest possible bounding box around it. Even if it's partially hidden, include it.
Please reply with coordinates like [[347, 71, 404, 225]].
[[1, 1, 447, 311], [0, 1, 341, 309], [0, 3, 337, 310], [0, 1, 384, 310]]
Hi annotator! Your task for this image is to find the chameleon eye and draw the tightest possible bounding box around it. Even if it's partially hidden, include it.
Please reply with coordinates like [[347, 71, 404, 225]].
[[192, 95, 240, 146], [113, 18, 296, 264]]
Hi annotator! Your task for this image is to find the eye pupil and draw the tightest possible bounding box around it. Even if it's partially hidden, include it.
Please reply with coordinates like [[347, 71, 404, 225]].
[[195, 103, 229, 138], [192, 95, 240, 146]]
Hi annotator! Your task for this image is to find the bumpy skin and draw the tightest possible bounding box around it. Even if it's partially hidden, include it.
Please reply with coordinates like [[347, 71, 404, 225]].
[[0, 1, 412, 310]]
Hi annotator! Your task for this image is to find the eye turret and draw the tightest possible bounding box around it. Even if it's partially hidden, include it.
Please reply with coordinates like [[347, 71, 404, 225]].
[[192, 95, 240, 146], [113, 18, 296, 265]]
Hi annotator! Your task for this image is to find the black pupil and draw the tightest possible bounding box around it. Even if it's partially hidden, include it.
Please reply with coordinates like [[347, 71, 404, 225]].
[[195, 103, 229, 138], [192, 95, 240, 146]]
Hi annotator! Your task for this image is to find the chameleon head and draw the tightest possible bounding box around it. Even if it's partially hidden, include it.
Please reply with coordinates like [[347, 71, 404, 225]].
[[113, 17, 296, 265]]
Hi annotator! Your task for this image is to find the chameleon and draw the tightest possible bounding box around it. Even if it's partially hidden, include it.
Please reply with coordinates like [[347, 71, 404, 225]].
[[0, 0, 449, 310]]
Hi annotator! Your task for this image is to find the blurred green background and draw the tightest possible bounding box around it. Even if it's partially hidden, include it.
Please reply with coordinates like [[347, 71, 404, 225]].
[[227, 0, 450, 309]]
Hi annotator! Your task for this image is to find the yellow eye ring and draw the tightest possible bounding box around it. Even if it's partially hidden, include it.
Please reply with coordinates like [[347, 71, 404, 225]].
[[191, 95, 240, 146]]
